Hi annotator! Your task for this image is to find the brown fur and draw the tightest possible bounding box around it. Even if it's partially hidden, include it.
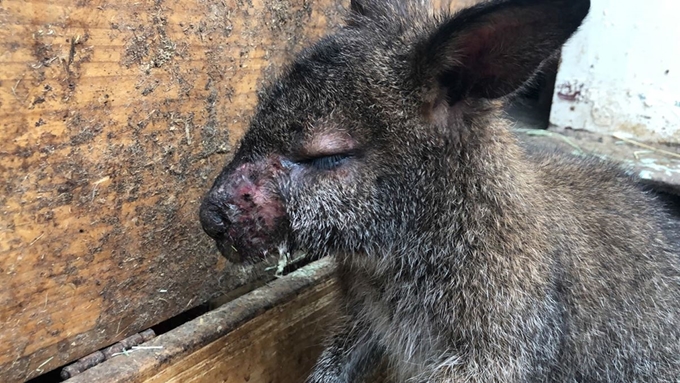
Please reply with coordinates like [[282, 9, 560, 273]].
[[199, 0, 680, 381]]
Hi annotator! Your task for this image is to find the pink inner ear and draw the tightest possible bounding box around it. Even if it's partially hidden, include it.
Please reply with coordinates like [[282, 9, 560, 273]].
[[458, 19, 524, 75], [303, 130, 357, 157]]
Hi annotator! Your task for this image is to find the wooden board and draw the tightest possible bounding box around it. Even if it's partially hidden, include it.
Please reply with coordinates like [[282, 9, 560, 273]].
[[0, 1, 348, 381], [64, 258, 340, 383]]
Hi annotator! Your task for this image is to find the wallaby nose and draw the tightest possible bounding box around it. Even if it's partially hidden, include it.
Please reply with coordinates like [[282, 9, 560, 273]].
[[199, 196, 229, 240], [199, 193, 242, 263], [199, 158, 288, 263]]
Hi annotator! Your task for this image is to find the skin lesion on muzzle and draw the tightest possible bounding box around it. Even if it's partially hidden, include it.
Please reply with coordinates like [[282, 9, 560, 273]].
[[199, 157, 290, 264]]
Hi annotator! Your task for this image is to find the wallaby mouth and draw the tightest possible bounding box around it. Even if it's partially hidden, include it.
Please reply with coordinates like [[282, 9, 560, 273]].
[[212, 236, 242, 264]]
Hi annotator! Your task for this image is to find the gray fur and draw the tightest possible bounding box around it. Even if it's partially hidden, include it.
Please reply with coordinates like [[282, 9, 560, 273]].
[[199, 0, 680, 381]]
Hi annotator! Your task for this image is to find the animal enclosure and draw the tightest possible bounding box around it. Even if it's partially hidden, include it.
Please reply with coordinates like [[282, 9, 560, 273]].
[[2, 0, 679, 382]]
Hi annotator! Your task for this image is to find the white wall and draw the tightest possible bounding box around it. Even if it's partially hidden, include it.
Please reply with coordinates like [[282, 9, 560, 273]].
[[550, 0, 680, 144]]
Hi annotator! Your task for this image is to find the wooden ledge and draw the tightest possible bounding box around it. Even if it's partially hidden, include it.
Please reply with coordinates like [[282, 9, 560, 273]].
[[65, 258, 338, 383], [515, 127, 680, 195]]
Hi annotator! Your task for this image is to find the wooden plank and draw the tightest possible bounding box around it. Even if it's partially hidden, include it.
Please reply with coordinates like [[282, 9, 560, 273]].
[[64, 258, 339, 383], [0, 1, 349, 381]]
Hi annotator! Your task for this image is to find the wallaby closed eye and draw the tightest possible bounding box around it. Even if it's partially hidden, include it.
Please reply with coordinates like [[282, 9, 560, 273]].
[[300, 153, 353, 171]]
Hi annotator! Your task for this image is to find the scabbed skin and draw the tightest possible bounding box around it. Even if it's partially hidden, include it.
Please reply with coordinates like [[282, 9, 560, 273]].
[[200, 0, 680, 381]]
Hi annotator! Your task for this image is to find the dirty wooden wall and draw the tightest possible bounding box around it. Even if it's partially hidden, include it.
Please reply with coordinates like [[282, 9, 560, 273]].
[[0, 0, 475, 381], [0, 0, 348, 381]]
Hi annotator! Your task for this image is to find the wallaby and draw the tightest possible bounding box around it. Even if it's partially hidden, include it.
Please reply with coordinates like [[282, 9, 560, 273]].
[[199, 0, 680, 381]]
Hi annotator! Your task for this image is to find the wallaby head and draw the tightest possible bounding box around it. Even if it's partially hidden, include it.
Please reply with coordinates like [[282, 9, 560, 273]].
[[199, 0, 591, 264], [198, 2, 680, 381]]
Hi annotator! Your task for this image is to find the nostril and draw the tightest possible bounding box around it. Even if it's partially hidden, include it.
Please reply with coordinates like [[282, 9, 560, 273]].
[[199, 201, 229, 239]]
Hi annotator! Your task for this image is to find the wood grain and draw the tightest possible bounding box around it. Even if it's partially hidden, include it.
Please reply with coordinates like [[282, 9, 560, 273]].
[[0, 1, 347, 381]]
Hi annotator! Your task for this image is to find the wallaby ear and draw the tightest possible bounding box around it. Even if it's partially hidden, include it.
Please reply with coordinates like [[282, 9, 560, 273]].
[[417, 0, 590, 103]]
